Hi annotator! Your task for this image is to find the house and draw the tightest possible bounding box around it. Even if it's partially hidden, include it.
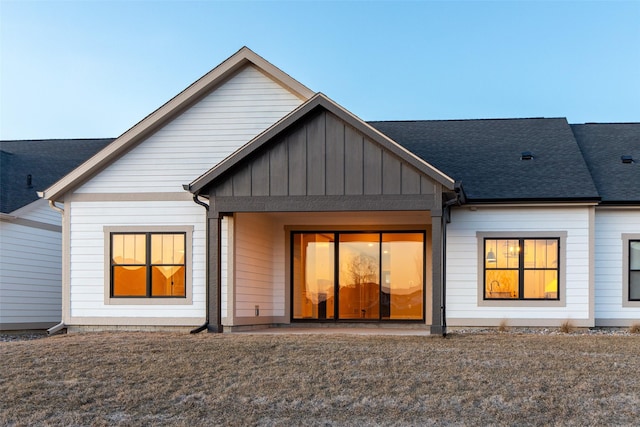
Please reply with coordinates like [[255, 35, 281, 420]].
[[0, 138, 112, 330], [38, 47, 639, 334]]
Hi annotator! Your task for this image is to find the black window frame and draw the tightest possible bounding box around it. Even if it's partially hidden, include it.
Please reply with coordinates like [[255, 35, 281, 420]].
[[110, 231, 187, 298], [290, 230, 427, 322], [483, 237, 560, 301], [629, 240, 640, 301]]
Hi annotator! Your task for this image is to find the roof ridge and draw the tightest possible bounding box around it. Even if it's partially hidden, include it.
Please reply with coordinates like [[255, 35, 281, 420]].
[[367, 117, 563, 124]]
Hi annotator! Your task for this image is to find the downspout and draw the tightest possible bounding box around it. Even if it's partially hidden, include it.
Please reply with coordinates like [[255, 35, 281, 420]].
[[189, 193, 210, 334], [42, 197, 66, 335]]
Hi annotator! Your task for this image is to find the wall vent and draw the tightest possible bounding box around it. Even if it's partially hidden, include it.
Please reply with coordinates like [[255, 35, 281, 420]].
[[621, 155, 634, 164]]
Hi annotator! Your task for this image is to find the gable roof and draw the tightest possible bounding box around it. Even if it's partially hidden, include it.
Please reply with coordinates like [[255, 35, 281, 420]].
[[0, 139, 113, 213], [369, 118, 601, 203], [40, 47, 314, 201], [187, 93, 455, 195], [572, 123, 640, 204]]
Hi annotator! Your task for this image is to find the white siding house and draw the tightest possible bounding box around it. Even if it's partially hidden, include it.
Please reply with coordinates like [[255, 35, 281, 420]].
[[1, 138, 111, 331], [594, 208, 640, 326], [446, 206, 595, 327], [0, 201, 62, 329], [34, 48, 639, 333], [42, 47, 313, 331]]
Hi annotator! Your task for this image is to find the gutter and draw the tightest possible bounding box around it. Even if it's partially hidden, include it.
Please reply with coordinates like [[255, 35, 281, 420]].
[[40, 194, 67, 335], [188, 192, 211, 334]]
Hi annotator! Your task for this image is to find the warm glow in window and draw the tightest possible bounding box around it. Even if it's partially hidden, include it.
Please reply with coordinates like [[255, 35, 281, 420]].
[[111, 233, 186, 298], [292, 231, 424, 321], [485, 238, 559, 300], [630, 241, 640, 300]]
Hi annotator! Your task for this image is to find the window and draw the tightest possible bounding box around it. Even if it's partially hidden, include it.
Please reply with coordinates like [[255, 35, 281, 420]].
[[291, 231, 424, 321], [629, 240, 640, 301], [483, 238, 559, 300], [110, 232, 186, 298]]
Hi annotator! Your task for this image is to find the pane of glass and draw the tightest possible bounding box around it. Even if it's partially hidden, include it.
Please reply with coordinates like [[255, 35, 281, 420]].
[[381, 233, 423, 320], [524, 270, 558, 299], [339, 234, 380, 319], [152, 266, 185, 297], [630, 272, 640, 300], [630, 241, 640, 270], [485, 239, 498, 267], [546, 240, 558, 269], [485, 270, 518, 299], [494, 239, 519, 269], [524, 239, 558, 269], [112, 234, 146, 265], [292, 233, 335, 319], [112, 266, 147, 296], [151, 234, 185, 265]]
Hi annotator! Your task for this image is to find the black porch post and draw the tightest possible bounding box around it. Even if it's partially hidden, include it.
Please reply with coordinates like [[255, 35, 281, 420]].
[[207, 212, 222, 333], [430, 212, 444, 335]]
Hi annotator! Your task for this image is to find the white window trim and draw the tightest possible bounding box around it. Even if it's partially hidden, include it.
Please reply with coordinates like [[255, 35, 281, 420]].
[[104, 225, 194, 305], [476, 231, 567, 308], [622, 233, 640, 308]]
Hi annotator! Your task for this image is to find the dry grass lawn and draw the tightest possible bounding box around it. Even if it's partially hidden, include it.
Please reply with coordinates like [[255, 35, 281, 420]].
[[2, 331, 640, 426]]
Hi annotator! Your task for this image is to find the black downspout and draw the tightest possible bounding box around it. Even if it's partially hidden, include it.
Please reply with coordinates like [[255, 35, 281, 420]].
[[190, 194, 210, 334], [441, 207, 449, 337]]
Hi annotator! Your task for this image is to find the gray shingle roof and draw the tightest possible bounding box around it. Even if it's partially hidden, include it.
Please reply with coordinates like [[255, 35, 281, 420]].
[[0, 139, 113, 213], [369, 118, 601, 202], [572, 123, 640, 204]]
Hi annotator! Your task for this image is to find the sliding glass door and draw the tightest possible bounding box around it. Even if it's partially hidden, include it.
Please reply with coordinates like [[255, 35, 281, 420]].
[[292, 231, 424, 321]]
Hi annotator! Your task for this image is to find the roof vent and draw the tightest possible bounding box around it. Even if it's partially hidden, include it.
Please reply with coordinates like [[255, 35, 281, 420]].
[[26, 174, 33, 189], [521, 151, 534, 160], [621, 155, 634, 164]]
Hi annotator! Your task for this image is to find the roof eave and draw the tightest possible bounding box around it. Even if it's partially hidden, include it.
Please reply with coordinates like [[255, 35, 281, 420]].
[[464, 196, 602, 205]]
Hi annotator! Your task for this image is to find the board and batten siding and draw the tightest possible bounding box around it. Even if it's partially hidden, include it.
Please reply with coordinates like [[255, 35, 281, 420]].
[[213, 110, 436, 199], [76, 65, 305, 194], [67, 201, 206, 322], [446, 206, 593, 327], [0, 201, 62, 329], [594, 208, 640, 325]]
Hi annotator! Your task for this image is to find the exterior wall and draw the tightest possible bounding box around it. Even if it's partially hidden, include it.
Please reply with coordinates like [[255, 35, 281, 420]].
[[233, 213, 283, 322], [225, 211, 433, 327], [62, 64, 306, 328], [65, 199, 206, 325], [76, 65, 304, 194], [594, 208, 640, 326], [446, 206, 594, 327], [0, 201, 62, 330]]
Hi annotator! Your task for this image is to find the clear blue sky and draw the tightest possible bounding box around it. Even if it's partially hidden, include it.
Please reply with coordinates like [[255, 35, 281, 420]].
[[1, 0, 639, 140]]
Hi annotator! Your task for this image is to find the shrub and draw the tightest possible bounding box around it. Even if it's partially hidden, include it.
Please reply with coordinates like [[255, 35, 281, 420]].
[[559, 320, 575, 334], [497, 319, 509, 333], [630, 323, 640, 334]]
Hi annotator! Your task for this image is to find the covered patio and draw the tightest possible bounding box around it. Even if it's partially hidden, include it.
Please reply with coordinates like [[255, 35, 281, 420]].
[[186, 94, 456, 334]]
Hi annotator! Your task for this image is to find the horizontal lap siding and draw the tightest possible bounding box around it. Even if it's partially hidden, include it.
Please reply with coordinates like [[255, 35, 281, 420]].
[[595, 209, 640, 321], [446, 207, 592, 323], [13, 200, 61, 226], [234, 214, 283, 318], [221, 217, 229, 319], [0, 220, 62, 327], [68, 201, 206, 318], [76, 66, 303, 194]]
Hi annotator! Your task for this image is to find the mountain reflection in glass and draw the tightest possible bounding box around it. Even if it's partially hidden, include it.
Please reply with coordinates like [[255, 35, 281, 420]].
[[292, 232, 424, 321]]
